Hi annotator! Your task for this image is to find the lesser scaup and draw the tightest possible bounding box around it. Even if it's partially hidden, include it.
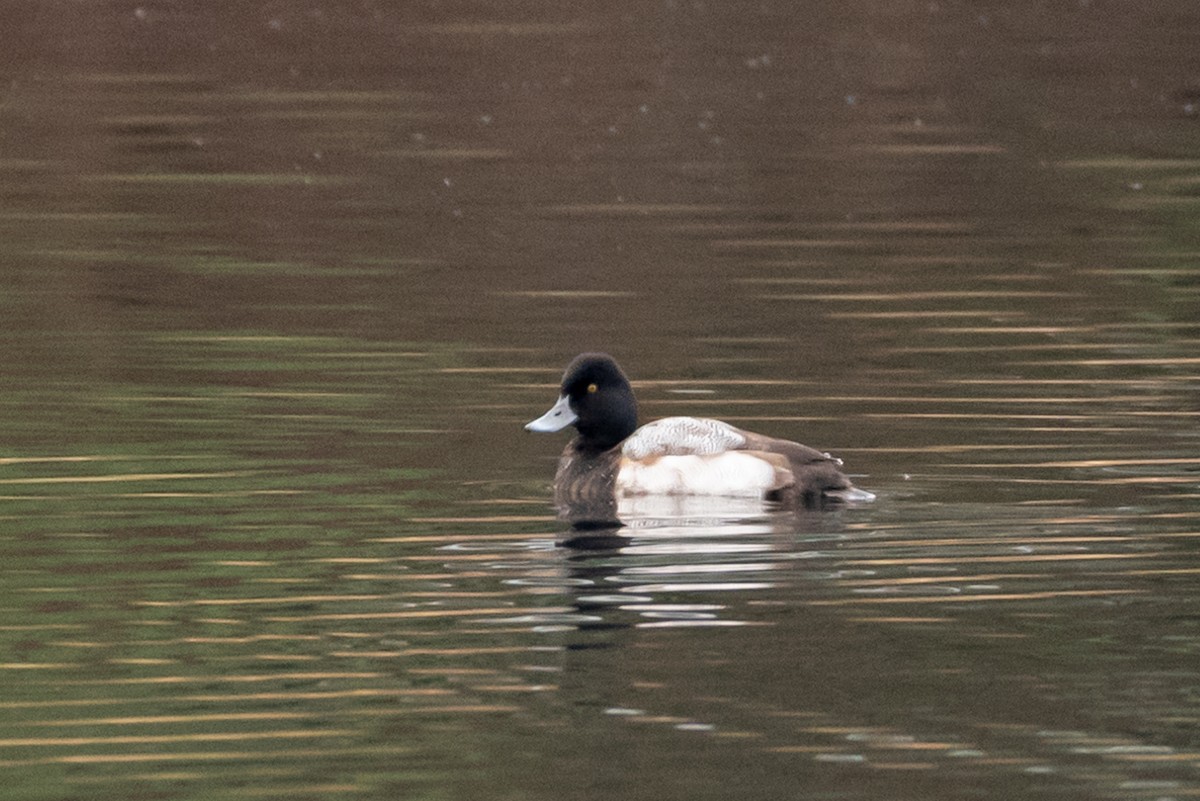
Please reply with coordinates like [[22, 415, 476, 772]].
[[526, 353, 872, 518]]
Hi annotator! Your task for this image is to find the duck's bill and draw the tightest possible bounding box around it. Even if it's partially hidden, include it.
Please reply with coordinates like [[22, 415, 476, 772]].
[[525, 394, 578, 433]]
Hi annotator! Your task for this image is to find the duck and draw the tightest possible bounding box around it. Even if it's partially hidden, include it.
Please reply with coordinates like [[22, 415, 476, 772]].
[[525, 353, 872, 521]]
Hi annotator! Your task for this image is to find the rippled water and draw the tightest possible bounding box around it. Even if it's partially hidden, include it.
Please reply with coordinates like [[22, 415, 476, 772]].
[[1, 2, 1199, 799]]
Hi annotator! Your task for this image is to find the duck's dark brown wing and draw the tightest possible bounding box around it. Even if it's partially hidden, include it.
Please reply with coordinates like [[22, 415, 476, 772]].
[[737, 431, 856, 506]]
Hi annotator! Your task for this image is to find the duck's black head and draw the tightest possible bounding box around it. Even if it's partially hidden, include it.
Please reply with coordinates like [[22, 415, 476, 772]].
[[525, 353, 639, 452]]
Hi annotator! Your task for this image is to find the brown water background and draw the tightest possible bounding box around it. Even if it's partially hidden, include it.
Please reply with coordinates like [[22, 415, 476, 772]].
[[1, 2, 1199, 799]]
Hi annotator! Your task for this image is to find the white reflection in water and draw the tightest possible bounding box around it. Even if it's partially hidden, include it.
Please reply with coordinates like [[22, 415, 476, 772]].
[[851, 585, 963, 595], [618, 604, 724, 612], [618, 542, 776, 557], [617, 495, 774, 521], [619, 562, 777, 575], [577, 594, 652, 605], [636, 620, 753, 628], [619, 583, 774, 593], [501, 577, 594, 587], [622, 523, 780, 539]]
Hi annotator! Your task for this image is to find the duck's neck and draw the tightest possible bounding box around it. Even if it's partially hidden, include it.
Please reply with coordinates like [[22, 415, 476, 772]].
[[572, 432, 626, 455], [574, 392, 637, 453]]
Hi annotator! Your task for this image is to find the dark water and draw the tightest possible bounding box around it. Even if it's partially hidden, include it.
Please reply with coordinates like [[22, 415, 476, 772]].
[[1, 2, 1199, 799]]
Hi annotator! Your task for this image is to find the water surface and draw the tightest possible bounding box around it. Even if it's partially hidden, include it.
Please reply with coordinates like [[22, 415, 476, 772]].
[[1, 2, 1199, 799]]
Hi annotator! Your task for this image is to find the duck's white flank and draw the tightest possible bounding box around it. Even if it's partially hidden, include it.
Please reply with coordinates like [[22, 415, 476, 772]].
[[617, 452, 784, 497], [621, 417, 746, 460]]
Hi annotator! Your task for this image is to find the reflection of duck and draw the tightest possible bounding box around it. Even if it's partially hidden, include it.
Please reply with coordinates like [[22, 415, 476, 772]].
[[526, 353, 872, 527]]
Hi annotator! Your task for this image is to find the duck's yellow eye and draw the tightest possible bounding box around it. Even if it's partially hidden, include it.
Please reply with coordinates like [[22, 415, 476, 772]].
[[587, 383, 598, 394]]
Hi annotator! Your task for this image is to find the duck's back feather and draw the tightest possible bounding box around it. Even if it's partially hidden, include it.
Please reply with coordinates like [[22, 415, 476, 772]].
[[621, 417, 746, 459]]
